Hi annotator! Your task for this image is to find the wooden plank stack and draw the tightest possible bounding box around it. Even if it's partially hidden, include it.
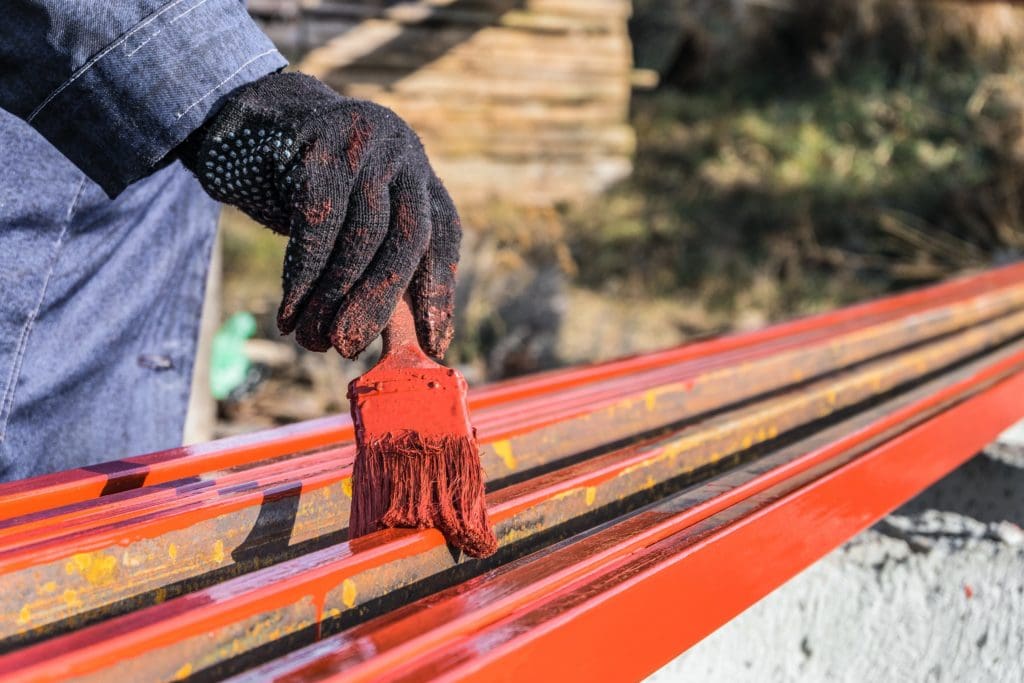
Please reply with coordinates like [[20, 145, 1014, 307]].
[[281, 0, 636, 207]]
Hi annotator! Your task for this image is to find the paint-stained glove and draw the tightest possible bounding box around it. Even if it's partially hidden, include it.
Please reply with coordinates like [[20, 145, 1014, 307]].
[[179, 72, 460, 359]]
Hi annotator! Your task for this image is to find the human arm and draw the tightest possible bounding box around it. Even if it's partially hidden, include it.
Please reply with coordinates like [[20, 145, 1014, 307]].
[[0, 0, 286, 197]]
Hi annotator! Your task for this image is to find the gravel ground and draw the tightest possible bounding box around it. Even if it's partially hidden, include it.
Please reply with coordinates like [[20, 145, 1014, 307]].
[[648, 420, 1024, 682]]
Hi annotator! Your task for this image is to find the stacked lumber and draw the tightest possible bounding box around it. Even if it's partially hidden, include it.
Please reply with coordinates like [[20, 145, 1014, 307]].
[[289, 0, 636, 206]]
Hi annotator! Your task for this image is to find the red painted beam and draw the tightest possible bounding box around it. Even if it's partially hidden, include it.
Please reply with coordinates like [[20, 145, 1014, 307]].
[[5, 278, 1019, 548], [2, 262, 1022, 520], [5, 335, 1019, 681], [412, 360, 1024, 682], [0, 265, 1021, 681], [225, 349, 1024, 682]]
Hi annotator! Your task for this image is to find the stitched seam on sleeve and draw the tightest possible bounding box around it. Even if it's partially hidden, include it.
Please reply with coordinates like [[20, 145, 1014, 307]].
[[0, 177, 88, 442], [27, 0, 206, 123], [174, 49, 280, 120], [123, 0, 213, 58]]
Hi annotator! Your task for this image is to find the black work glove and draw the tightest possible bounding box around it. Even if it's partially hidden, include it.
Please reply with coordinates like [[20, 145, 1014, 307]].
[[179, 72, 460, 359]]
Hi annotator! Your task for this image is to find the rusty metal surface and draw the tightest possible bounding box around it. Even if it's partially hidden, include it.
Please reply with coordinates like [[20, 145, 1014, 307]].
[[228, 348, 1024, 683], [2, 327, 1024, 679], [1, 278, 1023, 651], [0, 266, 1023, 681], [3, 261, 1023, 522]]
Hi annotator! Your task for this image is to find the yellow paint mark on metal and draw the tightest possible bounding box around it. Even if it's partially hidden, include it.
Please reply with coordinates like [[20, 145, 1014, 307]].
[[501, 526, 534, 545], [741, 434, 753, 449], [341, 477, 353, 498], [493, 440, 517, 471], [90, 554, 117, 585], [174, 663, 193, 680], [585, 487, 597, 506], [826, 390, 837, 406], [168, 543, 178, 561], [213, 540, 225, 564], [18, 605, 30, 625], [154, 587, 167, 604], [644, 390, 657, 412], [70, 553, 91, 573], [551, 488, 581, 502], [768, 425, 779, 439], [342, 579, 358, 608], [63, 589, 81, 608], [65, 552, 118, 586], [38, 581, 57, 595], [619, 453, 666, 477], [327, 607, 342, 619]]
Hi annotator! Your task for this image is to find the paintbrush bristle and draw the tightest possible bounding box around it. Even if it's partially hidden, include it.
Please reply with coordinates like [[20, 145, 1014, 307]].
[[348, 357, 498, 558]]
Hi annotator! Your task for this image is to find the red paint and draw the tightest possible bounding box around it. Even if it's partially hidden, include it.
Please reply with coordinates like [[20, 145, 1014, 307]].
[[349, 295, 496, 556], [0, 447, 350, 573], [3, 262, 1021, 521], [302, 199, 333, 226], [4, 346, 1022, 682], [421, 363, 1024, 683], [345, 112, 373, 172], [0, 272, 1022, 678], [2, 276, 1023, 565], [226, 349, 1024, 682], [351, 296, 470, 439], [0, 415, 352, 521]]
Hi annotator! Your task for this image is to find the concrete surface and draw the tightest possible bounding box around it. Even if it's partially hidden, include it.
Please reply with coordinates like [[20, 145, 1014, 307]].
[[649, 420, 1024, 683]]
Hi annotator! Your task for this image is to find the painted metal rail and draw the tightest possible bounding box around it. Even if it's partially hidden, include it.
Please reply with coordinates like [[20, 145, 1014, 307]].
[[1, 263, 1023, 682]]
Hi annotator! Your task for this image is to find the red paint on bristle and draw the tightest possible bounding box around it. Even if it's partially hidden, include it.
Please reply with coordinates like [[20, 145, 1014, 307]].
[[348, 296, 497, 558]]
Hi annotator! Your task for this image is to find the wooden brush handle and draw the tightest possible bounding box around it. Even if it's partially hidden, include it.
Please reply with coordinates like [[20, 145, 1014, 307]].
[[379, 293, 432, 366]]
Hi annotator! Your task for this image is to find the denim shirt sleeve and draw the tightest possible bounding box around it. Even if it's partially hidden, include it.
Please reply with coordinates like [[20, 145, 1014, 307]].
[[0, 0, 287, 197]]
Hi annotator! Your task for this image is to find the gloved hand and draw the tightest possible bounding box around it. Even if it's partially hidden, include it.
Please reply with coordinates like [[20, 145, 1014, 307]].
[[179, 72, 460, 359]]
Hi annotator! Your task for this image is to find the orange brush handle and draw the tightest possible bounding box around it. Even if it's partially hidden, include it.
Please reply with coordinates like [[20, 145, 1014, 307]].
[[349, 291, 471, 436], [379, 293, 433, 369]]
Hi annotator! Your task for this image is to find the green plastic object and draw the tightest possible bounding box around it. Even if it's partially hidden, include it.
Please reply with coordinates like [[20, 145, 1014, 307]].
[[210, 312, 258, 400]]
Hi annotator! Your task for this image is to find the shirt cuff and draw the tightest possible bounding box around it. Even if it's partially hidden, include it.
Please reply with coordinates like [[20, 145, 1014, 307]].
[[27, 0, 287, 197]]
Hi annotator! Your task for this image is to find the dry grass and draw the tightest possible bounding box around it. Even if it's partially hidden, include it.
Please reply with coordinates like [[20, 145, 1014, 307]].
[[570, 0, 1024, 324]]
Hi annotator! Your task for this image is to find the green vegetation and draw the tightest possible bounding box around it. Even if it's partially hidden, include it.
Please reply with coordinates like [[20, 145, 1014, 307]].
[[570, 2, 1024, 320]]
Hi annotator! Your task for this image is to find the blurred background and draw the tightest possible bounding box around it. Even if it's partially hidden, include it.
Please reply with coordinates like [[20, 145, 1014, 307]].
[[193, 0, 1024, 440]]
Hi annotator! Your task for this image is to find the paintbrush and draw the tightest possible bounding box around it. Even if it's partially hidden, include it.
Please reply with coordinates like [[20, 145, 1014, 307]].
[[347, 294, 498, 558]]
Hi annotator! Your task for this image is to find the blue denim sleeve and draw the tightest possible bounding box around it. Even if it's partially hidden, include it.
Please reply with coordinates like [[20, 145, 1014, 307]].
[[0, 0, 288, 197]]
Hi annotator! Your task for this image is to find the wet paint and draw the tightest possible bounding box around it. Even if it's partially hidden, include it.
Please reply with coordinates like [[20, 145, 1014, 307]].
[[2, 267, 1024, 676], [230, 349, 1024, 682], [3, 334, 1023, 679], [3, 283, 1024, 645], [4, 261, 1023, 521]]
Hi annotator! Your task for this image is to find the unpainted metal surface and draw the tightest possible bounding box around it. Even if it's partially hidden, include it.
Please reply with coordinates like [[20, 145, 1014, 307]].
[[2, 262, 1023, 520], [417, 364, 1024, 683], [2, 279, 1024, 648], [2, 323, 1023, 680], [228, 347, 1024, 683]]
